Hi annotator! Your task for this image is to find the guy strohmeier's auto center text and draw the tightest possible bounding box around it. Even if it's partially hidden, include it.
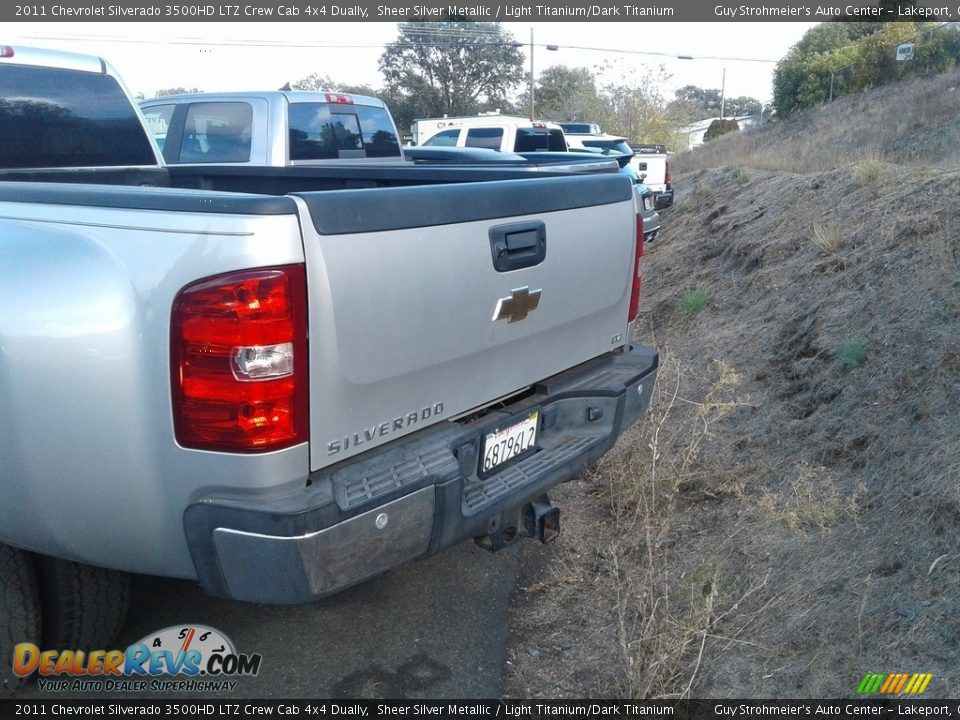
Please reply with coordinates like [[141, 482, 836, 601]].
[[714, 2, 948, 15]]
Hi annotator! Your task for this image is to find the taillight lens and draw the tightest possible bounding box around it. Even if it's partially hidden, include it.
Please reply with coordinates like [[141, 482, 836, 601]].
[[171, 265, 308, 452], [628, 212, 644, 322], [665, 159, 671, 185]]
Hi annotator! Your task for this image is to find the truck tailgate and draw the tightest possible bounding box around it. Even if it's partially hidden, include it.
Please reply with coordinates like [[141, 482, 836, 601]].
[[294, 174, 636, 471]]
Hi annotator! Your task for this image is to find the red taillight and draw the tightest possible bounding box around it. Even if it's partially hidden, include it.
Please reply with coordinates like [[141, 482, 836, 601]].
[[628, 212, 644, 322], [0, 46, 14, 58], [171, 265, 308, 453], [324, 93, 354, 104], [665, 159, 671, 185], [532, 122, 546, 128]]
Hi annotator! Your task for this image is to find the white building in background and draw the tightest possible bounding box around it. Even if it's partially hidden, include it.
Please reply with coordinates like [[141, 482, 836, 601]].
[[681, 115, 762, 151]]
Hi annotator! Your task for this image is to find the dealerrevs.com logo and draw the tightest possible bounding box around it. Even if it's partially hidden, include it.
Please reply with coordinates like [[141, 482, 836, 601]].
[[13, 625, 262, 693]]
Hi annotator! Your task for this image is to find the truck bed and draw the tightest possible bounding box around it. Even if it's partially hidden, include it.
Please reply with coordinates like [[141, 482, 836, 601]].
[[0, 153, 619, 193], [0, 165, 640, 581]]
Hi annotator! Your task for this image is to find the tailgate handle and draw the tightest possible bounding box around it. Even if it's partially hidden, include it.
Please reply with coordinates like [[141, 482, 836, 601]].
[[489, 222, 546, 273]]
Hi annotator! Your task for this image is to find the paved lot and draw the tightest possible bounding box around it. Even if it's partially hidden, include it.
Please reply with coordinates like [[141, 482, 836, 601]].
[[17, 542, 519, 700]]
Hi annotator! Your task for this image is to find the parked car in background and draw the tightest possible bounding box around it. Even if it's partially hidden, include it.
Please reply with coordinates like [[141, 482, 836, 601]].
[[623, 164, 661, 243], [568, 146, 660, 243], [140, 90, 404, 165], [411, 114, 567, 153], [565, 132, 634, 157], [629, 143, 674, 210]]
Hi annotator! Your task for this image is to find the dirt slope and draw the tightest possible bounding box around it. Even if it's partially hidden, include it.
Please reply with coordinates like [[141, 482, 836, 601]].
[[506, 155, 959, 697], [673, 66, 960, 175]]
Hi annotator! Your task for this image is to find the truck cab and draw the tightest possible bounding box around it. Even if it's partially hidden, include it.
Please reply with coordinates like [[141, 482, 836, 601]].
[[140, 91, 403, 165], [412, 114, 567, 153]]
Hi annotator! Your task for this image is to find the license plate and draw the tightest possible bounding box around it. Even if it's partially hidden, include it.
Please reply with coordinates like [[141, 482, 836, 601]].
[[480, 411, 539, 475]]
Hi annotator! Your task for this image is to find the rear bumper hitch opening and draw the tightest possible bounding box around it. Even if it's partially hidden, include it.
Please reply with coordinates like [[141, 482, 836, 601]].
[[475, 493, 560, 552]]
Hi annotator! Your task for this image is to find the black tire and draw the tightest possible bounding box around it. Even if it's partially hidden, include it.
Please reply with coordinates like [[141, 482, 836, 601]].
[[34, 556, 131, 651], [1, 544, 41, 698]]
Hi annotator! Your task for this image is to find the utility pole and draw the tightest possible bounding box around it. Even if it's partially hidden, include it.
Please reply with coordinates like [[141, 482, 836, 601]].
[[529, 27, 535, 120], [829, 72, 834, 102], [719, 67, 726, 119]]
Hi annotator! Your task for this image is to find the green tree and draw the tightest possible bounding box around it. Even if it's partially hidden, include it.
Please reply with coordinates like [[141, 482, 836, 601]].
[[724, 95, 763, 117], [772, 9, 960, 116], [378, 22, 524, 119], [376, 87, 420, 138], [290, 73, 379, 97], [665, 86, 759, 127], [912, 23, 960, 74], [519, 65, 608, 123], [670, 85, 723, 117], [291, 73, 335, 91], [703, 118, 739, 142], [598, 62, 676, 145]]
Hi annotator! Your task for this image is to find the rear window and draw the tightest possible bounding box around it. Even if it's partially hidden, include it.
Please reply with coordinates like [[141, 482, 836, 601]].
[[422, 129, 460, 147], [465, 128, 503, 150], [180, 102, 252, 163], [289, 102, 400, 160], [0, 65, 156, 169], [560, 123, 600, 135], [513, 128, 566, 152], [141, 104, 174, 153]]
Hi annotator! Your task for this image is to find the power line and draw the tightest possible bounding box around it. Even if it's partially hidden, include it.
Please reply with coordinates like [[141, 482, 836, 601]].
[[17, 32, 781, 63], [17, 33, 386, 48], [550, 43, 778, 63]]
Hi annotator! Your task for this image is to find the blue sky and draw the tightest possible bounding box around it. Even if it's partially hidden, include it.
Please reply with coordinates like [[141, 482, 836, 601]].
[[7, 21, 818, 103]]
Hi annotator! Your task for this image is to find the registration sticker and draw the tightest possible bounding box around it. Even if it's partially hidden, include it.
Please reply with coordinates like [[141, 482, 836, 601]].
[[480, 411, 539, 475]]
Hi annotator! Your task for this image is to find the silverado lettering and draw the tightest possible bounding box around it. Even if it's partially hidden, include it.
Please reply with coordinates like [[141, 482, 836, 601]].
[[327, 403, 446, 455]]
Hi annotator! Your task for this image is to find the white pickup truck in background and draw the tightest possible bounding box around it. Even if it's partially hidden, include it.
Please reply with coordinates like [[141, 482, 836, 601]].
[[411, 113, 568, 152], [0, 45, 658, 695], [629, 143, 674, 210]]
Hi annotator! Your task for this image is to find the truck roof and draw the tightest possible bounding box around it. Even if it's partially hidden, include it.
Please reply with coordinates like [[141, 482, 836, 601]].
[[558, 122, 603, 135], [412, 114, 562, 129], [142, 90, 388, 109], [0, 44, 107, 74]]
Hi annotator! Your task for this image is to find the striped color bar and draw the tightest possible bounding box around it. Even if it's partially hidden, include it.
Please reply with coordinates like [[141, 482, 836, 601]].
[[857, 673, 933, 695]]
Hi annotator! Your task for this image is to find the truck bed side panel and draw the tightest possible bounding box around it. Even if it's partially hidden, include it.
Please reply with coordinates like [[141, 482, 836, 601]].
[[0, 187, 307, 578]]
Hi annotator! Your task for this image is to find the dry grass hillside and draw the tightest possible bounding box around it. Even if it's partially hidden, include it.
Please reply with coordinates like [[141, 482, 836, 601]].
[[675, 66, 960, 174], [506, 71, 960, 699]]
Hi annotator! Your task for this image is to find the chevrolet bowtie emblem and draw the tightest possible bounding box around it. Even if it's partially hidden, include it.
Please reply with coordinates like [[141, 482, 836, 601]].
[[492, 286, 542, 323]]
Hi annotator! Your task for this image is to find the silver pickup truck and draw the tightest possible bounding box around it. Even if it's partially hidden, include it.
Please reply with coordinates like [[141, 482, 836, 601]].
[[0, 45, 658, 694], [139, 90, 404, 165]]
